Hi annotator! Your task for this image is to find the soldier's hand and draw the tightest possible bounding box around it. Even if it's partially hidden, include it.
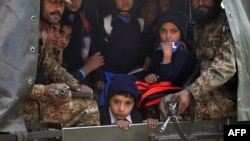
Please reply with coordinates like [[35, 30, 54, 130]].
[[159, 94, 174, 121], [45, 83, 72, 104], [73, 84, 94, 94], [171, 89, 193, 116]]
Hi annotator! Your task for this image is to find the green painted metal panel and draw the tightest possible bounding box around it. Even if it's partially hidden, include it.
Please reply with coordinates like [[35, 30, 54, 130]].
[[63, 119, 233, 141]]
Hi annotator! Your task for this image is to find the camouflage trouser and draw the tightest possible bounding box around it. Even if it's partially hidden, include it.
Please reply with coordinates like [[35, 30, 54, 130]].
[[159, 89, 236, 121], [24, 97, 100, 127]]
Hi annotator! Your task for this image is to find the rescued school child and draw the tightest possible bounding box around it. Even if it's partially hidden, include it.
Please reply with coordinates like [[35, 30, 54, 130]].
[[89, 0, 152, 106], [135, 9, 197, 119], [137, 0, 160, 66], [54, 19, 73, 66], [99, 74, 159, 130], [62, 0, 104, 87], [144, 9, 197, 87]]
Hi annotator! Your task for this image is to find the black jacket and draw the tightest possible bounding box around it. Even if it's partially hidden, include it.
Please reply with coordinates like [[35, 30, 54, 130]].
[[147, 43, 197, 87], [89, 13, 151, 83]]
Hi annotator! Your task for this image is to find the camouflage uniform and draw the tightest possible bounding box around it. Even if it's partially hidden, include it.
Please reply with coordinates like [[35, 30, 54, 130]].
[[186, 10, 237, 120], [24, 31, 100, 127], [38, 31, 79, 88]]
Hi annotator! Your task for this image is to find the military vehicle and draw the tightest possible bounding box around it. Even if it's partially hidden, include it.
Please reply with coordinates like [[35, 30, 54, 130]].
[[0, 0, 250, 140]]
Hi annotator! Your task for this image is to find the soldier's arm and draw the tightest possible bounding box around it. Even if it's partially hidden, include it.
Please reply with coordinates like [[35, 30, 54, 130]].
[[187, 29, 236, 99], [39, 42, 79, 89]]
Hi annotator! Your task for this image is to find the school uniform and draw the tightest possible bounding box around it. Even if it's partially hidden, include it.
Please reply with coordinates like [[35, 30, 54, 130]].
[[99, 74, 143, 125], [99, 106, 142, 125], [61, 9, 95, 86], [147, 42, 197, 87], [62, 9, 84, 74], [90, 12, 151, 106]]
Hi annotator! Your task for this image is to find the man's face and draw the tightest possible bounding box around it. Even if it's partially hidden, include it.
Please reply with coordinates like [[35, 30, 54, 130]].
[[192, 0, 214, 13], [191, 0, 221, 25], [115, 0, 134, 15], [109, 94, 134, 120], [41, 0, 66, 24]]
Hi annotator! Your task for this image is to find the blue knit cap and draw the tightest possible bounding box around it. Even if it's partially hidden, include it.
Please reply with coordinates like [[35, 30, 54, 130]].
[[107, 74, 138, 103]]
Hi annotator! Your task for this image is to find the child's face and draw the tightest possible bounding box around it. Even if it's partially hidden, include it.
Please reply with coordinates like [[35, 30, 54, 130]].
[[65, 0, 82, 12], [159, 0, 171, 13], [109, 93, 135, 120], [159, 22, 181, 43], [46, 24, 61, 48], [57, 25, 72, 49], [115, 0, 134, 15], [139, 1, 159, 26]]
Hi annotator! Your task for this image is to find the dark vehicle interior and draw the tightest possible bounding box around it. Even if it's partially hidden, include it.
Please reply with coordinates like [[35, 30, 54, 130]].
[[1, 0, 250, 141]]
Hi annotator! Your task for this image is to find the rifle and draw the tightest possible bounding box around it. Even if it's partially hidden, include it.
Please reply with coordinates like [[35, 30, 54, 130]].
[[159, 62, 201, 140]]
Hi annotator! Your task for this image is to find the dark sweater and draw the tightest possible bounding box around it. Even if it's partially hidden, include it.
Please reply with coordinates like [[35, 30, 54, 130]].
[[61, 9, 95, 86], [89, 13, 151, 83], [147, 43, 197, 87], [62, 9, 84, 74]]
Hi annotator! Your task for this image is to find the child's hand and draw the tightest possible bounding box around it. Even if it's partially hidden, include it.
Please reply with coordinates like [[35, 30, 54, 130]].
[[83, 52, 104, 72], [145, 73, 159, 84], [143, 118, 159, 129], [95, 81, 105, 90], [161, 42, 173, 64], [143, 56, 151, 71], [161, 42, 173, 56], [113, 120, 131, 130], [54, 47, 64, 64]]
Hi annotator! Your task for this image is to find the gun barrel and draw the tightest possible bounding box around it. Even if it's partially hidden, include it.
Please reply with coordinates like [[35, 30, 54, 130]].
[[159, 116, 171, 133]]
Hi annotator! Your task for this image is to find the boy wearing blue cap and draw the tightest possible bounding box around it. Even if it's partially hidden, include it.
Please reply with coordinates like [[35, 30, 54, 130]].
[[144, 9, 197, 87], [99, 74, 158, 130], [135, 9, 198, 120]]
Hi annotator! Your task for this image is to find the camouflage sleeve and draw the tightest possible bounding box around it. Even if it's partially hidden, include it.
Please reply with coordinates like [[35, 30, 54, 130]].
[[39, 40, 79, 89], [30, 84, 45, 98], [187, 29, 237, 99]]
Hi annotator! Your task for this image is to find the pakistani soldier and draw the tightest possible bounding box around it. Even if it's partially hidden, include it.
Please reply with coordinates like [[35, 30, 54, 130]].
[[159, 0, 237, 120], [24, 0, 100, 127]]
